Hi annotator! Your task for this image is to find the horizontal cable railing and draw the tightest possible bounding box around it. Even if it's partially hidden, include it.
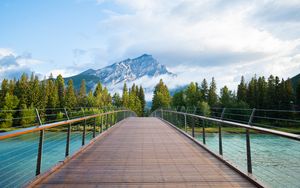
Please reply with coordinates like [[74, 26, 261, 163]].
[[152, 109, 300, 188], [173, 106, 300, 133], [0, 107, 136, 188]]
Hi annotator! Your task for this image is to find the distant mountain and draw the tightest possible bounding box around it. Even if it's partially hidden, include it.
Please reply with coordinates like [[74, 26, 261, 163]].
[[65, 54, 176, 93]]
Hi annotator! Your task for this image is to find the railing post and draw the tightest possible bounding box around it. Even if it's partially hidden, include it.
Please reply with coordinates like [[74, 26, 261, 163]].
[[161, 109, 164, 119], [101, 114, 103, 132], [64, 108, 71, 157], [246, 108, 255, 174], [219, 108, 226, 156], [184, 113, 187, 132], [81, 107, 86, 146], [93, 116, 96, 139], [202, 119, 206, 144], [106, 113, 108, 130], [35, 109, 44, 176], [192, 116, 195, 138]]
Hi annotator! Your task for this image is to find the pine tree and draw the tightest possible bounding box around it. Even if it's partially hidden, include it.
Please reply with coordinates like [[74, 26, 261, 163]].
[[28, 73, 40, 107], [172, 91, 185, 109], [237, 76, 247, 102], [186, 82, 199, 107], [15, 73, 29, 108], [122, 83, 129, 108], [78, 80, 87, 107], [86, 91, 95, 107], [94, 82, 103, 107], [112, 93, 122, 107], [257, 76, 267, 108], [56, 74, 65, 108], [0, 79, 9, 107], [20, 104, 36, 127], [46, 77, 58, 109], [247, 76, 257, 108], [151, 79, 171, 111], [65, 80, 77, 109], [267, 75, 275, 109], [39, 78, 48, 109], [0, 93, 19, 128], [138, 86, 146, 116], [283, 79, 294, 109], [208, 77, 218, 107], [200, 79, 209, 102], [220, 86, 232, 107]]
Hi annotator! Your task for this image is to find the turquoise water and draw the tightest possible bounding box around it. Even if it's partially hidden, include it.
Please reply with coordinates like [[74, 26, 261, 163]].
[[195, 132, 300, 188], [1, 128, 299, 187], [0, 130, 95, 188]]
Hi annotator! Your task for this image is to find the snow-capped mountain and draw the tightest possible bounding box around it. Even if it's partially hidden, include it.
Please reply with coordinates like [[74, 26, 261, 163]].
[[64, 54, 176, 96]]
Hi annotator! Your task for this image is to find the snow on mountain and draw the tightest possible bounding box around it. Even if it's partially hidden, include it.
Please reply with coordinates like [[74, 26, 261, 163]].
[[65, 54, 176, 100]]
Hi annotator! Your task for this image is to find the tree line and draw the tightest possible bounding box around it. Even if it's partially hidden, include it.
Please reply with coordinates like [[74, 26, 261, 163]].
[[151, 75, 300, 114], [0, 73, 145, 128]]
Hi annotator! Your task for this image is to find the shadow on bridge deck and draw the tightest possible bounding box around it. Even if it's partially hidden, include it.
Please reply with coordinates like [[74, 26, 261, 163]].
[[30, 117, 257, 188]]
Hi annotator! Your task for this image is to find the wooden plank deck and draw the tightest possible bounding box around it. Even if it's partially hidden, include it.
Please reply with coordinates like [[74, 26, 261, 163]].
[[32, 117, 257, 188]]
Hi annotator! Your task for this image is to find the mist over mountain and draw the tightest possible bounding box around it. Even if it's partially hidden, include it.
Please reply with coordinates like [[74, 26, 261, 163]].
[[64, 54, 176, 99]]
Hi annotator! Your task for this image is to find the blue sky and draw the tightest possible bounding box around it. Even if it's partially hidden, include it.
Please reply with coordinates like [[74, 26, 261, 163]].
[[1, 0, 300, 91]]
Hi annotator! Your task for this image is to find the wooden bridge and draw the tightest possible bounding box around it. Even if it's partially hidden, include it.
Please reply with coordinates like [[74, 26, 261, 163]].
[[30, 117, 258, 187]]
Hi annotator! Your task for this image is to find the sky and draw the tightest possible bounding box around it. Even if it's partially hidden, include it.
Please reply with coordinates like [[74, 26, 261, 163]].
[[1, 0, 300, 92]]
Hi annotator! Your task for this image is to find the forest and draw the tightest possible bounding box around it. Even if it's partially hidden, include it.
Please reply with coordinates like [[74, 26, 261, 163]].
[[0, 73, 145, 128], [1, 72, 300, 129], [151, 75, 299, 112]]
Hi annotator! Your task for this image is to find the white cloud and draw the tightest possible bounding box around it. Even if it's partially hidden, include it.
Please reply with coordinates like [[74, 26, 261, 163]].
[[0, 48, 45, 81], [92, 0, 300, 97]]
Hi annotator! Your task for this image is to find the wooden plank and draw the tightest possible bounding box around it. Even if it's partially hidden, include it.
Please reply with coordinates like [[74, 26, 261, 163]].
[[31, 117, 257, 188]]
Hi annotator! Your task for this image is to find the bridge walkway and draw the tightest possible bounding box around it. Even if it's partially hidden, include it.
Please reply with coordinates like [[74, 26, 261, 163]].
[[32, 117, 257, 188]]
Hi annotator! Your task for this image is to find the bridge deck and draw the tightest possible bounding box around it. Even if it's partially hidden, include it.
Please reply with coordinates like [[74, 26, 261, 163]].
[[33, 117, 256, 188]]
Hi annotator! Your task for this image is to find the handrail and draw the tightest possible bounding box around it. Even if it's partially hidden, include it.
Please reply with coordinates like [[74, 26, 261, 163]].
[[0, 110, 131, 140], [0, 108, 135, 187], [160, 109, 300, 141], [153, 108, 300, 187]]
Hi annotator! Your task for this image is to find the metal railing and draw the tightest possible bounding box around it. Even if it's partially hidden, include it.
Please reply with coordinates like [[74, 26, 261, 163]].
[[0, 107, 136, 187], [152, 109, 300, 188], [173, 106, 300, 133]]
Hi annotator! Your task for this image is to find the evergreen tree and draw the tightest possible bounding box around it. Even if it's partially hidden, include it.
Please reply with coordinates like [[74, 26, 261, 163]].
[[247, 76, 257, 108], [151, 79, 171, 111], [0, 93, 19, 128], [257, 76, 267, 108], [208, 77, 218, 107], [65, 80, 77, 109], [20, 104, 36, 127], [122, 83, 129, 108], [220, 86, 233, 107], [28, 73, 40, 107], [102, 87, 112, 106], [186, 82, 199, 107], [94, 82, 103, 107], [200, 79, 209, 102], [86, 91, 95, 107], [237, 76, 247, 102], [0, 79, 9, 107], [138, 86, 145, 116], [39, 78, 48, 109], [112, 93, 122, 107], [15, 73, 29, 108], [78, 80, 87, 107], [172, 91, 185, 109], [267, 75, 276, 109], [56, 74, 65, 108], [46, 77, 58, 109]]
